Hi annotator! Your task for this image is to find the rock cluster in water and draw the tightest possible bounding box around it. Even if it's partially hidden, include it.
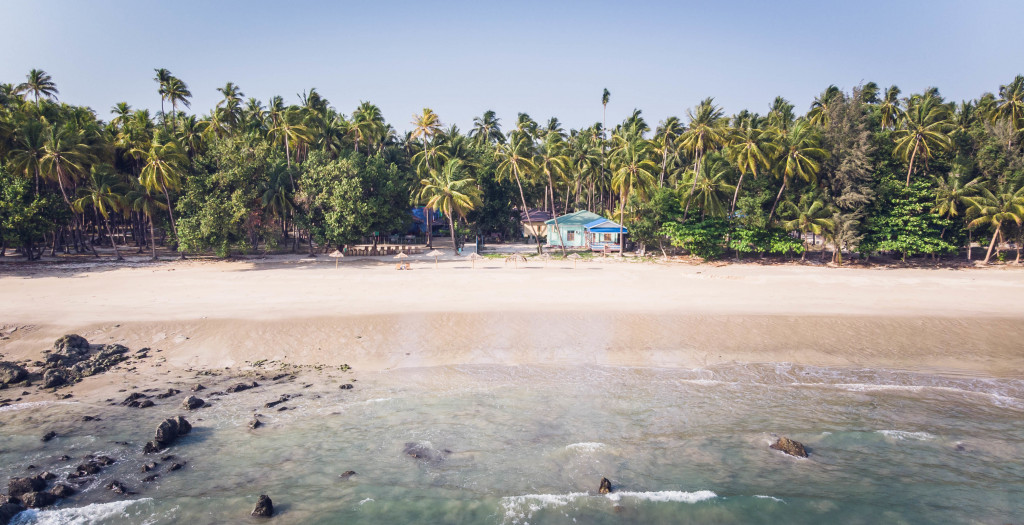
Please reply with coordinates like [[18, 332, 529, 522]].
[[599, 477, 613, 494], [770, 437, 808, 457], [0, 334, 133, 394], [144, 416, 193, 454], [251, 494, 274, 517]]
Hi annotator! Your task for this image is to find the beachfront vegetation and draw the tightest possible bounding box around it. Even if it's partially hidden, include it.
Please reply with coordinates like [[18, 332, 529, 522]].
[[1, 70, 1023, 264]]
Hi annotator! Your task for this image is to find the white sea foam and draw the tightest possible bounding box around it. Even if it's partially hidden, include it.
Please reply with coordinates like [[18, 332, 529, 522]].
[[877, 430, 935, 441], [0, 401, 75, 413], [605, 490, 717, 503], [754, 495, 786, 503], [565, 442, 605, 452], [359, 498, 374, 505], [500, 493, 588, 525], [10, 498, 152, 525]]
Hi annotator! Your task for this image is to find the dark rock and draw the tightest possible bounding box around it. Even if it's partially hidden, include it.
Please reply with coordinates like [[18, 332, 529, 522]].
[[141, 462, 159, 472], [599, 477, 613, 494], [21, 491, 56, 509], [251, 495, 274, 517], [264, 395, 290, 408], [182, 396, 205, 410], [41, 431, 57, 442], [105, 480, 133, 495], [121, 392, 155, 408], [339, 384, 353, 390], [81, 416, 98, 422], [49, 483, 75, 498], [276, 406, 288, 412], [53, 335, 90, 355], [142, 474, 159, 483], [156, 389, 182, 399], [0, 362, 28, 386], [0, 502, 25, 525], [8, 476, 46, 498], [95, 456, 116, 466], [226, 381, 258, 393], [339, 471, 357, 480], [73, 462, 101, 476], [191, 384, 205, 392], [403, 442, 447, 462], [137, 400, 154, 408], [770, 437, 808, 458], [159, 455, 176, 462], [271, 374, 288, 381], [58, 455, 71, 461], [38, 472, 56, 481], [42, 369, 68, 389], [249, 418, 263, 429], [24, 465, 35, 470], [169, 462, 185, 471], [145, 416, 192, 453]]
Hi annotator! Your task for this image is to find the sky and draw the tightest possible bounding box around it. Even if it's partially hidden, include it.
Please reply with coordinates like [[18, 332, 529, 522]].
[[3, 0, 1023, 134]]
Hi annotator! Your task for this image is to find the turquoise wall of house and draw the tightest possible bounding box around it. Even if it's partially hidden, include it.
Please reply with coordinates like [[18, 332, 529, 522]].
[[546, 226, 587, 247]]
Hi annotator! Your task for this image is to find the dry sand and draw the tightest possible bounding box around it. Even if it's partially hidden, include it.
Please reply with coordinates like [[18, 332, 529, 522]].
[[1, 255, 1023, 378]]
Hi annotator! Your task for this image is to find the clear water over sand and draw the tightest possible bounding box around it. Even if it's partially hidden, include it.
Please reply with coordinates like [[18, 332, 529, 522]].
[[2, 363, 1022, 524]]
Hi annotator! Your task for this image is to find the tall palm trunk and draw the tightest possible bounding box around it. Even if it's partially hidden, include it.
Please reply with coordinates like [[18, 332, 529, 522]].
[[149, 216, 157, 260], [682, 153, 703, 221], [513, 168, 542, 255], [618, 187, 627, 256], [730, 171, 747, 215], [983, 224, 1001, 264], [547, 170, 567, 256], [449, 214, 458, 254], [768, 179, 787, 222], [105, 219, 123, 260], [905, 138, 920, 187]]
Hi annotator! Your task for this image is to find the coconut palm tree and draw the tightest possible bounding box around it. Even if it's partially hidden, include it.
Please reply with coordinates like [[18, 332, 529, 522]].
[[269, 107, 312, 171], [767, 121, 827, 221], [40, 123, 94, 253], [780, 192, 835, 260], [535, 134, 570, 255], [611, 137, 658, 255], [164, 77, 192, 131], [726, 125, 774, 214], [965, 180, 1024, 264], [496, 136, 541, 254], [680, 97, 728, 219], [470, 110, 504, 145], [807, 85, 842, 127], [110, 102, 133, 131], [351, 102, 385, 153], [893, 97, 952, 186], [678, 156, 736, 220], [411, 108, 442, 147], [127, 185, 166, 259], [136, 131, 186, 242], [655, 116, 684, 186], [416, 159, 482, 252], [74, 165, 127, 260], [8, 120, 46, 195], [16, 69, 59, 105], [878, 85, 902, 131], [153, 68, 172, 123]]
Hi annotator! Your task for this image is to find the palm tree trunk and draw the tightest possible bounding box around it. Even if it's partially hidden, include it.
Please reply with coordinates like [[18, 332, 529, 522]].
[[548, 171, 567, 256], [905, 139, 919, 187], [105, 219, 122, 260], [513, 169, 542, 255], [150, 217, 157, 260], [449, 213, 458, 254], [983, 224, 1000, 264], [682, 154, 703, 221], [730, 171, 746, 215], [619, 187, 626, 256], [768, 180, 787, 222]]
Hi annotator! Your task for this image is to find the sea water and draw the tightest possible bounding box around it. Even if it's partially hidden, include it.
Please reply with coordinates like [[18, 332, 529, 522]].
[[2, 363, 1022, 524]]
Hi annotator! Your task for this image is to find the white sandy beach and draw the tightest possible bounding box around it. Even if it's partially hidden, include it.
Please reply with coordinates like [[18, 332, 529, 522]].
[[1, 256, 1023, 377]]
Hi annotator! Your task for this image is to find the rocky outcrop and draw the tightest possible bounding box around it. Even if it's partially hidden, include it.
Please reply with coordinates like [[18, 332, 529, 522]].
[[0, 362, 28, 386], [143, 416, 192, 453], [599, 477, 612, 494], [0, 501, 25, 525], [8, 476, 46, 498], [105, 480, 133, 495], [249, 418, 263, 429], [53, 335, 90, 355], [38, 336, 132, 389], [121, 393, 154, 408], [226, 382, 258, 393], [156, 388, 181, 399], [41, 369, 67, 389], [49, 483, 75, 498], [41, 431, 57, 442], [770, 437, 808, 457], [21, 491, 56, 508], [251, 495, 274, 517], [181, 396, 205, 410]]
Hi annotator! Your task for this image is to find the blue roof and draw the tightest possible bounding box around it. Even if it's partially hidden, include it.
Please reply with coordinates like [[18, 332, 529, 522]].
[[584, 218, 627, 233]]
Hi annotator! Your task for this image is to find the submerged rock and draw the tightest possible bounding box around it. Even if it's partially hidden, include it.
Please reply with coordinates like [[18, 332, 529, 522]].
[[49, 483, 75, 498], [339, 471, 357, 480], [106, 480, 133, 495], [264, 395, 290, 408], [251, 495, 274, 517], [403, 442, 448, 462], [249, 418, 263, 429], [0, 502, 25, 524], [599, 477, 613, 494], [21, 491, 56, 508], [41, 431, 57, 442], [182, 396, 205, 410], [0, 361, 28, 386], [8, 476, 46, 498], [770, 437, 808, 458]]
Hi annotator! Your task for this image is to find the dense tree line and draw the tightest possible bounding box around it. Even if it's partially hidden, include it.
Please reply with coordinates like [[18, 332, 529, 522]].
[[1, 69, 1022, 264]]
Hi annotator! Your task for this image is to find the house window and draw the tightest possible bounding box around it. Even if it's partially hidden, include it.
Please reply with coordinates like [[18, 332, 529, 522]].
[[603, 233, 613, 242], [566, 231, 576, 242]]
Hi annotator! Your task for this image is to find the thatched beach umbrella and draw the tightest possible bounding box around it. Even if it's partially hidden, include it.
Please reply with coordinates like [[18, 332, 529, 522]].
[[505, 253, 527, 269], [567, 252, 582, 269], [536, 253, 551, 267], [329, 249, 344, 269], [425, 249, 445, 269], [467, 252, 483, 269]]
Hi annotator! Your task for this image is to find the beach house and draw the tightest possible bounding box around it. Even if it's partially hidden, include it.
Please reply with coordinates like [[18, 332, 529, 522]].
[[544, 211, 628, 250], [520, 208, 552, 240]]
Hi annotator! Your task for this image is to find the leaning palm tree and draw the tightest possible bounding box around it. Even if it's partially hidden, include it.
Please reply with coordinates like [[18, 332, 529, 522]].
[[807, 85, 842, 128], [965, 180, 1024, 264], [416, 159, 482, 252], [780, 192, 835, 260], [767, 121, 827, 221], [136, 131, 186, 242], [16, 69, 59, 105], [893, 97, 951, 186], [496, 137, 541, 254], [610, 138, 658, 255], [994, 75, 1024, 130], [268, 108, 312, 172], [535, 134, 571, 255], [74, 166, 127, 260], [655, 116, 684, 186]]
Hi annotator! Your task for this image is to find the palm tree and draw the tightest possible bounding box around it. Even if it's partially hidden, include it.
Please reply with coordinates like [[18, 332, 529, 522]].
[[40, 123, 94, 253], [127, 185, 167, 259], [610, 138, 658, 255], [16, 69, 58, 105], [893, 97, 952, 186], [994, 75, 1024, 147], [153, 68, 172, 124], [8, 120, 46, 195], [878, 85, 902, 131], [164, 77, 192, 130], [965, 181, 1024, 264], [136, 131, 186, 242], [655, 116, 684, 186], [411, 108, 442, 147], [807, 85, 842, 127], [269, 108, 312, 171], [74, 165, 127, 260], [726, 125, 773, 214], [767, 121, 827, 221], [535, 134, 570, 255], [780, 192, 834, 260], [110, 102, 133, 131], [496, 136, 541, 254], [351, 102, 385, 153], [679, 156, 736, 220], [470, 110, 504, 145], [416, 159, 482, 252], [680, 97, 728, 219]]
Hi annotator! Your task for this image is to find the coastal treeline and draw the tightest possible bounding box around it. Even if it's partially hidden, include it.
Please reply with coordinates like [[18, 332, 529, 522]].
[[1, 69, 1023, 263]]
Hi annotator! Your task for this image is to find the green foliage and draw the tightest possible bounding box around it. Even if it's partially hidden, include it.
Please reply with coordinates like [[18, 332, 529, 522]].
[[728, 227, 805, 256], [627, 187, 682, 248], [661, 219, 730, 259], [0, 167, 67, 255], [861, 177, 957, 258]]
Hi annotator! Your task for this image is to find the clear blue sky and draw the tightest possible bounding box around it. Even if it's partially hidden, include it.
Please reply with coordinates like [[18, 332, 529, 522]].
[[3, 0, 1022, 133]]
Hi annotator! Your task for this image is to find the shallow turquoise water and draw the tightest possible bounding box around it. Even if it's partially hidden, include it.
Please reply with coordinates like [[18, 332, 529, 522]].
[[2, 364, 1023, 524]]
